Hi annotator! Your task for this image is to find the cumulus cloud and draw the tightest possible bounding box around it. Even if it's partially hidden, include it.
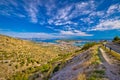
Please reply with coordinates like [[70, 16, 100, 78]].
[[90, 20, 120, 31]]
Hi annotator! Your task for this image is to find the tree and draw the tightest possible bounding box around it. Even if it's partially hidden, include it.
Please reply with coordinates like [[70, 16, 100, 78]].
[[113, 36, 120, 42]]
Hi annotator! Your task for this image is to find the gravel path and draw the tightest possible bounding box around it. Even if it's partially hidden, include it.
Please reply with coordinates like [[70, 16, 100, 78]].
[[105, 42, 120, 53], [99, 48, 120, 80]]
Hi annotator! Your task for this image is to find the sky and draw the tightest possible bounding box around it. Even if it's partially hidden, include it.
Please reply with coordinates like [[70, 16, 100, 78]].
[[0, 0, 120, 40]]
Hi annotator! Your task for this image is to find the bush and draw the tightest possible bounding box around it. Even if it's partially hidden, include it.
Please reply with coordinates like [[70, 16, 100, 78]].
[[20, 61, 25, 66], [40, 64, 50, 73], [15, 64, 18, 69], [82, 42, 96, 50], [113, 36, 120, 43], [94, 70, 105, 75], [113, 36, 120, 42], [52, 64, 60, 73]]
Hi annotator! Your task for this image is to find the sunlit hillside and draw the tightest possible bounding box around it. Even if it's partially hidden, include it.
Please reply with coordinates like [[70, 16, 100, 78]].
[[0, 35, 79, 80]]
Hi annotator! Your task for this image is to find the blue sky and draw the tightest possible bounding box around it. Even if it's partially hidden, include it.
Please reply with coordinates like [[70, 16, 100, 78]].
[[0, 0, 120, 40]]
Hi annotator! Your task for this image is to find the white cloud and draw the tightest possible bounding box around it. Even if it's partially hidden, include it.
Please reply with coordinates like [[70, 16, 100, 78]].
[[60, 30, 92, 36], [0, 32, 65, 39], [9, 0, 18, 7], [68, 1, 95, 20], [44, 0, 56, 16], [80, 17, 94, 24], [0, 0, 26, 19], [54, 5, 73, 21], [14, 13, 26, 18], [48, 0, 96, 27], [0, 30, 92, 40], [25, 2, 38, 23], [22, 0, 41, 23], [54, 21, 78, 26], [107, 4, 120, 14], [89, 11, 105, 17], [91, 20, 120, 31], [63, 25, 75, 31], [0, 10, 11, 16], [0, 0, 18, 7]]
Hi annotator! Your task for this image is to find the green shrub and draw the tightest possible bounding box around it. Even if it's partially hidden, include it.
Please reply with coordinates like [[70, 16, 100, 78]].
[[113, 36, 120, 42], [88, 70, 105, 80], [52, 64, 60, 73], [113, 36, 120, 44], [82, 42, 97, 50], [15, 64, 18, 69], [40, 64, 50, 73], [11, 73, 28, 80], [20, 61, 25, 66], [94, 70, 105, 75]]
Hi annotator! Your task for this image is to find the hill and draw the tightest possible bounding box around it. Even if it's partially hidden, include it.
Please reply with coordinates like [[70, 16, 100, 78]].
[[1, 34, 120, 80], [0, 34, 79, 80], [50, 44, 120, 80]]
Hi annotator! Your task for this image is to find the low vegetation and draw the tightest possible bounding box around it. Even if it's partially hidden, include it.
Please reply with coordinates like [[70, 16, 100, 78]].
[[86, 46, 106, 80], [81, 42, 97, 50], [101, 46, 120, 61], [113, 36, 120, 44], [1, 34, 119, 80], [0, 34, 79, 80]]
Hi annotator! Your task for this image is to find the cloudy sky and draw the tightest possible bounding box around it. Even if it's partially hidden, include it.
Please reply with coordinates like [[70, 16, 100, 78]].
[[0, 0, 120, 40]]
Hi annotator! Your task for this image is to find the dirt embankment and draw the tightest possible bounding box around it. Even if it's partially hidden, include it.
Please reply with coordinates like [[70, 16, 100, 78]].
[[50, 46, 107, 80], [50, 46, 120, 80]]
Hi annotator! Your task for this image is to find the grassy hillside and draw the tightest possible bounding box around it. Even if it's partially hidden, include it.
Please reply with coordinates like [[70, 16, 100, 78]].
[[0, 34, 79, 80]]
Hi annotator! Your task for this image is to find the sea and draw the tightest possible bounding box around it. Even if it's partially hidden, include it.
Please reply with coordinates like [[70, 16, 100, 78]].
[[22, 38, 112, 47]]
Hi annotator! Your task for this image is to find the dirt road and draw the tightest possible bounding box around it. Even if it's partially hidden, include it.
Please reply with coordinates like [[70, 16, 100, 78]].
[[99, 48, 120, 80], [105, 42, 120, 53]]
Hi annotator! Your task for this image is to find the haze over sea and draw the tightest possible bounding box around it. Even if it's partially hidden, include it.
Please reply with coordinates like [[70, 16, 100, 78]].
[[22, 37, 112, 47]]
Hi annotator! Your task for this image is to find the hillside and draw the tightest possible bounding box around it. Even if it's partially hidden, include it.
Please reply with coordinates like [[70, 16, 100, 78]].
[[50, 45, 120, 80], [1, 34, 120, 80], [0, 34, 79, 80]]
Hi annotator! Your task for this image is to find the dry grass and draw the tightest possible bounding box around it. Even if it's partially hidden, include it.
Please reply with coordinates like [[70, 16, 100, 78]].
[[72, 45, 104, 80], [73, 73, 86, 80], [101, 46, 120, 61], [0, 34, 79, 80]]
